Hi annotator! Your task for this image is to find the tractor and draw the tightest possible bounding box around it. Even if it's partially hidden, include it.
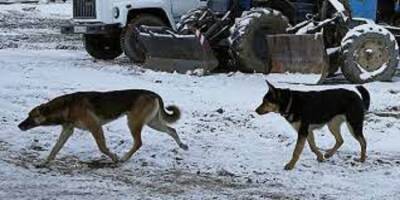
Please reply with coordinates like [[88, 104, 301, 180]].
[[134, 0, 399, 83]]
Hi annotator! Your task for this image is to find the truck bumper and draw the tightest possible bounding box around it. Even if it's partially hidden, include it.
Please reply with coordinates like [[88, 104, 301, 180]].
[[61, 23, 120, 34]]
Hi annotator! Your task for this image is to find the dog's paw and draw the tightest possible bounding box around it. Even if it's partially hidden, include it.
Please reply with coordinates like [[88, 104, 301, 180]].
[[324, 152, 334, 159], [119, 156, 129, 163], [180, 144, 189, 151], [284, 163, 295, 170], [110, 153, 119, 163], [317, 155, 325, 162], [34, 161, 50, 168], [354, 157, 366, 163]]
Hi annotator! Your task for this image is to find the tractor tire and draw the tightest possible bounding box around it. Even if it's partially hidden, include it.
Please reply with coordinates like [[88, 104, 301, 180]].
[[176, 7, 217, 34], [340, 24, 399, 83], [229, 8, 290, 73], [121, 14, 166, 63], [83, 34, 122, 60], [252, 0, 296, 24]]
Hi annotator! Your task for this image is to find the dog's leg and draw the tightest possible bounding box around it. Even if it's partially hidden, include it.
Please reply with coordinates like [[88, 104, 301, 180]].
[[80, 111, 118, 162], [346, 122, 367, 162], [43, 124, 74, 165], [355, 135, 367, 162], [285, 124, 308, 170], [307, 130, 324, 162], [148, 117, 188, 150], [290, 122, 301, 132], [120, 114, 144, 162], [325, 116, 344, 159], [120, 96, 156, 162], [88, 125, 119, 163], [91, 129, 119, 163]]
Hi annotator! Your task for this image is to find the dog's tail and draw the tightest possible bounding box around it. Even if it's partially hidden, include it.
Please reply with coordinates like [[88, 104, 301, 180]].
[[158, 98, 181, 124], [356, 86, 370, 111]]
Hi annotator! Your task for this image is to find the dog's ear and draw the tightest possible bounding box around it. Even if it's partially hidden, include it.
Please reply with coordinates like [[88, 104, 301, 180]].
[[265, 80, 275, 89], [266, 80, 276, 94]]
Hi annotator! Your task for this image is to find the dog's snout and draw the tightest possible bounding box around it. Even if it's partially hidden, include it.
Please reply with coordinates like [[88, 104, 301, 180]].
[[255, 105, 265, 115], [255, 107, 262, 115], [18, 119, 33, 131], [18, 121, 27, 131]]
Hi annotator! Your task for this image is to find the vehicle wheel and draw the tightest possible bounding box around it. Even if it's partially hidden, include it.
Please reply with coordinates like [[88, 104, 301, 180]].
[[176, 7, 217, 34], [340, 24, 399, 83], [252, 0, 296, 24], [121, 14, 166, 63], [83, 34, 122, 60], [229, 8, 290, 73]]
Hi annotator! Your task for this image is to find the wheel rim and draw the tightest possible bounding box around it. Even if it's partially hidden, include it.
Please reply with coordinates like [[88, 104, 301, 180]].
[[354, 38, 389, 72]]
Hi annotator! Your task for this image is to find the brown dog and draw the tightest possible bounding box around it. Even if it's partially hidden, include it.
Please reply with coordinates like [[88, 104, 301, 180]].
[[18, 89, 188, 165]]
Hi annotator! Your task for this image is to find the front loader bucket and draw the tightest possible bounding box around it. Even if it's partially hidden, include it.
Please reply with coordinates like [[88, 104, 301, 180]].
[[136, 27, 219, 73], [266, 33, 330, 83]]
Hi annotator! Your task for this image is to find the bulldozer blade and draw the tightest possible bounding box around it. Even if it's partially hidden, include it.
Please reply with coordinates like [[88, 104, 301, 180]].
[[266, 33, 330, 84], [137, 29, 219, 73]]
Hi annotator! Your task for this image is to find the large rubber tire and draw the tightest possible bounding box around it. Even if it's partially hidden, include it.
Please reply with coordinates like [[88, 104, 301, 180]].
[[176, 7, 217, 34], [252, 0, 296, 24], [229, 8, 290, 73], [340, 24, 399, 83], [83, 34, 122, 60], [121, 14, 166, 63]]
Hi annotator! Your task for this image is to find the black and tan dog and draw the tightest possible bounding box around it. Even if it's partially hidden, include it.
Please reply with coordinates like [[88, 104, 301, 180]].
[[18, 89, 188, 165], [256, 81, 370, 170]]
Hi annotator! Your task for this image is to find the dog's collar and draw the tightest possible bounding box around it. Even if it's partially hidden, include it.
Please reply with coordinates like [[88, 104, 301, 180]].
[[282, 93, 293, 118]]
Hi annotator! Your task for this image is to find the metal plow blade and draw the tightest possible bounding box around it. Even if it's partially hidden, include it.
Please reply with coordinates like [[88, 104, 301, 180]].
[[267, 33, 330, 84], [137, 27, 219, 73]]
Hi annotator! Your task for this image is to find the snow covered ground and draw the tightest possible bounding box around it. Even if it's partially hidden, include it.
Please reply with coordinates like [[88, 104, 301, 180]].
[[1, 2, 400, 200], [0, 2, 80, 50]]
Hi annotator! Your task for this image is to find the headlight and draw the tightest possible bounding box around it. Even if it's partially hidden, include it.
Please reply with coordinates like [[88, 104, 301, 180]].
[[113, 7, 120, 19]]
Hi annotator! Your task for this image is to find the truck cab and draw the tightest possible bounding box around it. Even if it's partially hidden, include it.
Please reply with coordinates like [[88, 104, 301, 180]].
[[62, 0, 208, 60]]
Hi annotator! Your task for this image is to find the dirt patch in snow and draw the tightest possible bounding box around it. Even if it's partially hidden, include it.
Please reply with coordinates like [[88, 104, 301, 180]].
[[0, 7, 81, 50]]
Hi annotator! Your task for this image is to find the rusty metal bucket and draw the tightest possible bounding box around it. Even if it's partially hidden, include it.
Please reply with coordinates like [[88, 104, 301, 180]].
[[136, 26, 219, 73], [266, 33, 330, 83]]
